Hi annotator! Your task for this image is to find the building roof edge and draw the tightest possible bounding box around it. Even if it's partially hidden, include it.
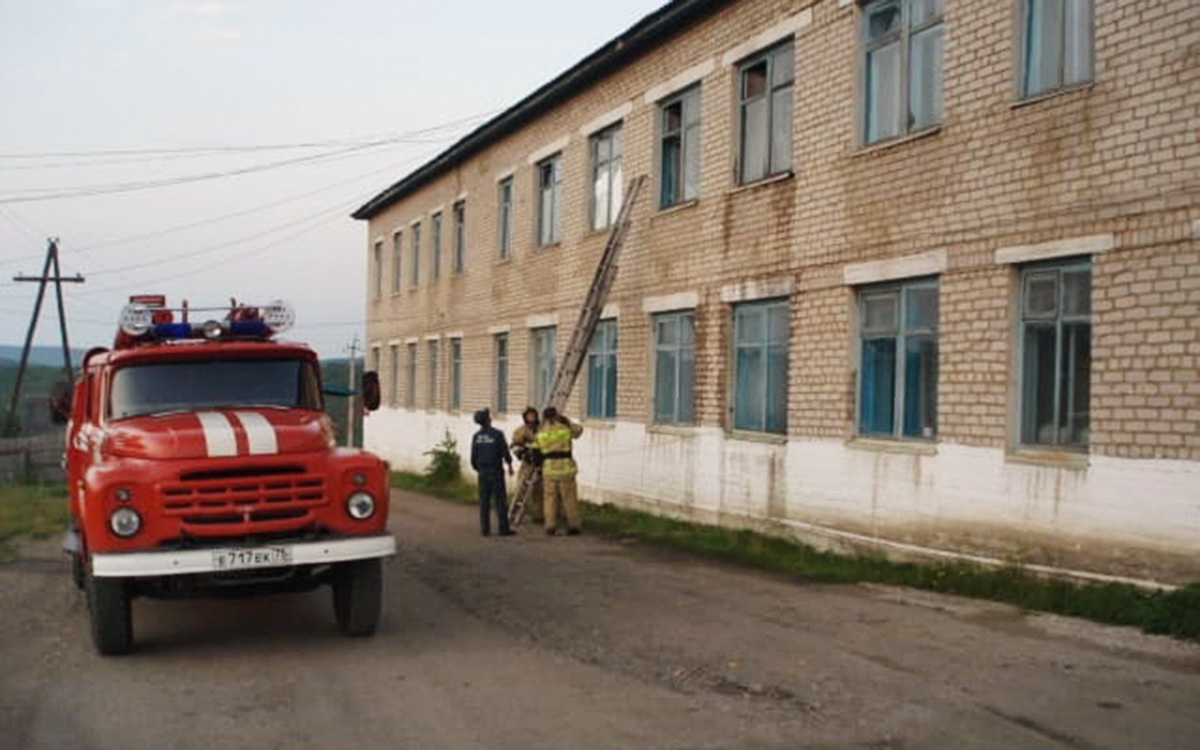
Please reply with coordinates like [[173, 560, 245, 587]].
[[351, 0, 732, 221]]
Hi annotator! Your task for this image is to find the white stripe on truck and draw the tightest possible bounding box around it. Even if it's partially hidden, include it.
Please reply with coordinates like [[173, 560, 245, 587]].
[[234, 411, 278, 455], [196, 412, 238, 457]]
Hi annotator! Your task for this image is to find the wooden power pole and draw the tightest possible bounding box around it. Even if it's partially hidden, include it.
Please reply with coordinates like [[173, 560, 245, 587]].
[[4, 238, 84, 435], [345, 334, 360, 447]]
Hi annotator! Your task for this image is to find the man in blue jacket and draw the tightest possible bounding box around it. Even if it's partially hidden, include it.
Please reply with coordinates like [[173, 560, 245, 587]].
[[471, 408, 515, 536]]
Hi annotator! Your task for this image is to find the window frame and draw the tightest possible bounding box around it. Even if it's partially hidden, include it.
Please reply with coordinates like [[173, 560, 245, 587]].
[[497, 177, 514, 261], [855, 277, 940, 441], [1017, 258, 1092, 450], [494, 332, 509, 414], [388, 344, 400, 407], [536, 153, 563, 247], [589, 124, 624, 232], [860, 0, 946, 145], [405, 343, 417, 409], [430, 212, 442, 280], [585, 319, 618, 420], [736, 40, 795, 185], [449, 337, 462, 412], [452, 200, 466, 273], [530, 326, 557, 409], [371, 241, 383, 301], [391, 231, 403, 294], [410, 222, 421, 288], [652, 310, 696, 425], [658, 86, 702, 210], [426, 339, 439, 410], [731, 298, 790, 435], [1018, 0, 1095, 100]]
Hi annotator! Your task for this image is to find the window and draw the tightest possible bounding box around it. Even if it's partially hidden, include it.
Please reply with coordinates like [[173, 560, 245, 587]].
[[586, 319, 618, 419], [590, 125, 623, 231], [431, 213, 442, 280], [537, 154, 562, 246], [391, 231, 403, 294], [1021, 0, 1094, 98], [530, 326, 557, 408], [427, 340, 439, 409], [659, 87, 701, 209], [406, 343, 417, 408], [498, 178, 514, 261], [453, 200, 466, 273], [733, 299, 789, 434], [738, 42, 794, 184], [410, 223, 421, 286], [858, 280, 939, 439], [388, 344, 400, 407], [494, 333, 509, 414], [1020, 261, 1091, 448], [370, 346, 380, 374], [371, 241, 383, 300], [654, 311, 695, 424], [449, 338, 462, 412], [862, 0, 944, 144]]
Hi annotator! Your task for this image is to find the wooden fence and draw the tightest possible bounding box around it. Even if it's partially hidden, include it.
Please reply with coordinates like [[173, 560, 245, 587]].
[[0, 432, 65, 484]]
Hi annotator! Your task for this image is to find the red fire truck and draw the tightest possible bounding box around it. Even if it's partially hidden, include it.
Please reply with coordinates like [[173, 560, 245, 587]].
[[57, 297, 394, 655]]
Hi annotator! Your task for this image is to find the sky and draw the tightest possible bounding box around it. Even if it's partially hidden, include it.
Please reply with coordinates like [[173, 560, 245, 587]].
[[0, 0, 667, 358]]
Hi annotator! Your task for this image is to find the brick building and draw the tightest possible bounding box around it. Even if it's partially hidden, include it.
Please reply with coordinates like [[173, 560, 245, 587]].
[[354, 0, 1200, 584]]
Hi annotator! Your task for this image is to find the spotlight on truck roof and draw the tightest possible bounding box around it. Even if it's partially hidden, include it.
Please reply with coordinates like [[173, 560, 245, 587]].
[[263, 300, 296, 333], [118, 304, 154, 337]]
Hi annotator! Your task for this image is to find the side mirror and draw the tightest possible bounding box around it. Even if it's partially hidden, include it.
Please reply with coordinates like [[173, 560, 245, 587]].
[[362, 371, 381, 412], [49, 381, 73, 425]]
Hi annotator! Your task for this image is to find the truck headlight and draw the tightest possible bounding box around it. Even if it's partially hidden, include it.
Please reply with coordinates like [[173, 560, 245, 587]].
[[346, 492, 376, 520], [110, 507, 142, 538]]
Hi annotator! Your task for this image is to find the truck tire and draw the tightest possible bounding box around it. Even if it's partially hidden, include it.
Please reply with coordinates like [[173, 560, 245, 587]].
[[332, 558, 382, 637], [70, 553, 86, 591], [87, 571, 134, 655]]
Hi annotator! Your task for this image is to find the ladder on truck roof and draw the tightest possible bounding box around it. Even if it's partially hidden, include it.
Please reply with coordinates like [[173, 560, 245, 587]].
[[508, 175, 646, 527]]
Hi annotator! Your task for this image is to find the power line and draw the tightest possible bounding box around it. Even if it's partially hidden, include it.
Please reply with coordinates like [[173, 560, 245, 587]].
[[0, 111, 499, 161]]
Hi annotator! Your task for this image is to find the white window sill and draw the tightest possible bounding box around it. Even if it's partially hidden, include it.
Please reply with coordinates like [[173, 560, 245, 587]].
[[847, 437, 937, 456], [1005, 448, 1090, 471], [655, 199, 700, 218], [855, 125, 942, 157], [731, 171, 794, 195], [581, 419, 616, 430], [1010, 82, 1095, 110], [727, 429, 788, 445], [647, 423, 699, 437]]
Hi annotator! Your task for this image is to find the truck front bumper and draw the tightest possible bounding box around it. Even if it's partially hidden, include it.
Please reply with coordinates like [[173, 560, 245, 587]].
[[90, 534, 396, 578]]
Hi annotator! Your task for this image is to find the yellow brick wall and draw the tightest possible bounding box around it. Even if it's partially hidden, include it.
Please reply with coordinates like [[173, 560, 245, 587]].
[[363, 0, 1200, 461]]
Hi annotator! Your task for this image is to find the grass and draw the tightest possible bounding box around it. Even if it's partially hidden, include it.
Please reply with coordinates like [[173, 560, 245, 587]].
[[391, 470, 1200, 641], [0, 483, 70, 562]]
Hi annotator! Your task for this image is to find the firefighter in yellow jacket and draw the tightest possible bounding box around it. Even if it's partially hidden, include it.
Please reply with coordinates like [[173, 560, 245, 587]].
[[536, 406, 584, 535], [510, 407, 544, 524]]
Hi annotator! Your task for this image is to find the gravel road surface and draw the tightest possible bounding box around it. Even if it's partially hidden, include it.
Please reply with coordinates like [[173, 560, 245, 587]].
[[2, 490, 1198, 749]]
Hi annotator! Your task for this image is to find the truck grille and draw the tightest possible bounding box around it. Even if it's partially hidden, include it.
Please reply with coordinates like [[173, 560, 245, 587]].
[[159, 471, 327, 532]]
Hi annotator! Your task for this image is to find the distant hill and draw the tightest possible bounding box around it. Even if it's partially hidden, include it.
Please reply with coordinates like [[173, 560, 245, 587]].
[[0, 345, 87, 369]]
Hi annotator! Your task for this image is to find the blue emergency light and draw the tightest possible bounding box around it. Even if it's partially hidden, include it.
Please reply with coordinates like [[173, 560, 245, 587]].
[[119, 300, 293, 343]]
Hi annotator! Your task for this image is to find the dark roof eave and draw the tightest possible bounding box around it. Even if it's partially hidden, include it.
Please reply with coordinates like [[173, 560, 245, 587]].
[[351, 0, 731, 221]]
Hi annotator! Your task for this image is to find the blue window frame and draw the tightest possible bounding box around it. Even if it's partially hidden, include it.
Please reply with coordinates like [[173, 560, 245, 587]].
[[733, 299, 789, 434], [586, 319, 618, 420], [858, 279, 939, 439]]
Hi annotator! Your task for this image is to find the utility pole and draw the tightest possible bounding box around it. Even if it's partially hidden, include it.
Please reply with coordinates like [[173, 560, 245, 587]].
[[345, 334, 360, 447], [5, 238, 84, 436]]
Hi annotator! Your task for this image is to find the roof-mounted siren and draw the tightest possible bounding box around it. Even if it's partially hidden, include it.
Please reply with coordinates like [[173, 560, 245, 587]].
[[115, 297, 295, 347]]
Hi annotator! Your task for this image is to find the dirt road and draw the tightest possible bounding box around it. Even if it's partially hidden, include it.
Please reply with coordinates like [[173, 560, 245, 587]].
[[2, 490, 1198, 749]]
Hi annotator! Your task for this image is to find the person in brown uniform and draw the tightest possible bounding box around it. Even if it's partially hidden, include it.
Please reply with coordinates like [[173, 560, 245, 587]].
[[510, 406, 544, 524]]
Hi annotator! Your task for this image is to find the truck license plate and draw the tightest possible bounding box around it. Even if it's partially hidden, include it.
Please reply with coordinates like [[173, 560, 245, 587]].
[[212, 546, 292, 571]]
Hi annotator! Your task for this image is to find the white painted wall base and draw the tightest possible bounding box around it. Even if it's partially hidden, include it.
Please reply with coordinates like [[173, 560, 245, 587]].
[[366, 411, 1200, 585]]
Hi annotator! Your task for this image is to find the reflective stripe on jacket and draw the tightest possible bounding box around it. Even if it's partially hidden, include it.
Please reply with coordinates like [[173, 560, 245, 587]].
[[536, 420, 583, 479]]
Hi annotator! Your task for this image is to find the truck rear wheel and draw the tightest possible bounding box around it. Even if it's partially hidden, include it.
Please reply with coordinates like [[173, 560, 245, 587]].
[[332, 558, 382, 637], [87, 570, 134, 655]]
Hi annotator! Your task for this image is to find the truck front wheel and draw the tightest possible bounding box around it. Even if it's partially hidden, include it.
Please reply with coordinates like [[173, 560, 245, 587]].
[[87, 571, 134, 655], [331, 558, 382, 637]]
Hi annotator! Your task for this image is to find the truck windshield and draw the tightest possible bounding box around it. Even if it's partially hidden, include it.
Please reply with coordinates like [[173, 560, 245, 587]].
[[109, 358, 321, 420]]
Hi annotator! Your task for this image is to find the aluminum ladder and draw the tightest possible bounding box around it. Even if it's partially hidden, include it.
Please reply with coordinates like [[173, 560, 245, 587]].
[[508, 175, 646, 527]]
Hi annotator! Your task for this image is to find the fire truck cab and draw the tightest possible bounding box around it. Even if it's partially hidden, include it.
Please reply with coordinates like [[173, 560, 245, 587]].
[[59, 297, 394, 655]]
